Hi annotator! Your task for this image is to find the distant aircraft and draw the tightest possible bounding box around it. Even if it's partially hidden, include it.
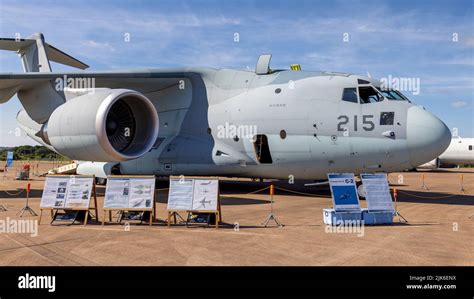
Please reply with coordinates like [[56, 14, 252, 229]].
[[0, 33, 451, 181], [417, 137, 474, 169]]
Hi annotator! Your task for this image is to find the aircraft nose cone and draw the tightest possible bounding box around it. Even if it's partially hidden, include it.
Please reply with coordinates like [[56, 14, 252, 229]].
[[406, 106, 451, 167]]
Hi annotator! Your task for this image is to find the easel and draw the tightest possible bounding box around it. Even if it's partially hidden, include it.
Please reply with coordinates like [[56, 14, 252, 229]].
[[101, 175, 155, 226], [184, 200, 222, 229], [17, 183, 37, 217], [102, 208, 154, 226], [38, 175, 98, 226], [167, 176, 222, 228], [167, 211, 186, 225], [167, 196, 222, 228], [262, 184, 283, 227], [392, 188, 408, 223]]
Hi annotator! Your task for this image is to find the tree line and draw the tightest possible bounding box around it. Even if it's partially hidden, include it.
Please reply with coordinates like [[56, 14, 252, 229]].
[[0, 145, 68, 161]]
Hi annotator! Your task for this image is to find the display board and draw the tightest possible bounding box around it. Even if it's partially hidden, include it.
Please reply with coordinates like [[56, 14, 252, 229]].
[[104, 178, 129, 208], [65, 177, 94, 209], [40, 176, 93, 209], [360, 173, 394, 212], [327, 173, 361, 211], [40, 176, 69, 208], [167, 176, 222, 228], [191, 179, 219, 211], [39, 175, 97, 226], [167, 177, 219, 211], [104, 177, 155, 209], [167, 178, 194, 210]]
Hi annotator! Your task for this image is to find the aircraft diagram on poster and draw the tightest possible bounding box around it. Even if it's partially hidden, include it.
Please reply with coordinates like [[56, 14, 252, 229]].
[[40, 176, 94, 209], [191, 179, 218, 211], [103, 177, 155, 209], [167, 178, 219, 212], [129, 178, 155, 208], [64, 177, 94, 209], [327, 173, 361, 211]]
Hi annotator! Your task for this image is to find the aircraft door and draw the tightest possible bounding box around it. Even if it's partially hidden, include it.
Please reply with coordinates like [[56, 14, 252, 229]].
[[253, 134, 273, 164]]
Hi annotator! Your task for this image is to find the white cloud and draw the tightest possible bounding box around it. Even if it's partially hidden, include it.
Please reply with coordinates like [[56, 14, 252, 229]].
[[82, 40, 116, 52], [451, 100, 468, 108]]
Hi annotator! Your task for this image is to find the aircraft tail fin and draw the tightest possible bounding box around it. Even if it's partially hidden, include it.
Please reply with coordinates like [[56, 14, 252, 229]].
[[0, 33, 89, 72]]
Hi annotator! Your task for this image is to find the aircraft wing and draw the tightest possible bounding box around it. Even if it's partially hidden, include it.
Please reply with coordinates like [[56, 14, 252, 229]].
[[0, 68, 212, 103]]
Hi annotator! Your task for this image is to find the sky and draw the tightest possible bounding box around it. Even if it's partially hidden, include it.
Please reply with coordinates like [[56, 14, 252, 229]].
[[0, 0, 473, 146]]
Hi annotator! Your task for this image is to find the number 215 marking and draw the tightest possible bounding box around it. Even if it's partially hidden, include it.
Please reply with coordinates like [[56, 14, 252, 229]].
[[337, 115, 375, 131]]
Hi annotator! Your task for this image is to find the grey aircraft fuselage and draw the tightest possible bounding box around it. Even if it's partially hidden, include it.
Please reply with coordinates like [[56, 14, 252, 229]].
[[69, 67, 450, 180], [1, 34, 451, 181]]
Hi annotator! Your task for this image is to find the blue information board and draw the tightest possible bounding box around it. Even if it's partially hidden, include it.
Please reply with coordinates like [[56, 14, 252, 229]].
[[6, 151, 13, 168], [327, 173, 361, 211]]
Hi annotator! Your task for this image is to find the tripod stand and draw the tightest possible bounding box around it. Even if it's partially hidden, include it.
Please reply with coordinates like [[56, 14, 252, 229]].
[[17, 183, 37, 217], [262, 184, 283, 227], [393, 188, 407, 223]]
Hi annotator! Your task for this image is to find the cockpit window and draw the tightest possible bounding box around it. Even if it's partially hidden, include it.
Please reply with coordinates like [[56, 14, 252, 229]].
[[358, 79, 370, 84], [359, 86, 384, 104], [376, 88, 411, 102], [342, 88, 358, 103]]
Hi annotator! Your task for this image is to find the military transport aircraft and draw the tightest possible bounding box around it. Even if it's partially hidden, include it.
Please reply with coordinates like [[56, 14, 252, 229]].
[[0, 33, 451, 181], [418, 137, 474, 169]]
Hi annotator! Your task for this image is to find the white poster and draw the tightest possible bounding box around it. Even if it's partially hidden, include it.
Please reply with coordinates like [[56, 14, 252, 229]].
[[40, 176, 70, 208], [103, 177, 155, 209], [191, 179, 219, 211], [129, 178, 155, 208], [64, 177, 94, 209], [167, 178, 219, 212], [104, 178, 130, 208], [361, 173, 394, 212], [167, 178, 194, 210]]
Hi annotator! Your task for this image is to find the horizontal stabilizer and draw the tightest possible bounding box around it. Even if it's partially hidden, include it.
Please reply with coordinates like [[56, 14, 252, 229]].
[[0, 35, 89, 70], [46, 44, 89, 70]]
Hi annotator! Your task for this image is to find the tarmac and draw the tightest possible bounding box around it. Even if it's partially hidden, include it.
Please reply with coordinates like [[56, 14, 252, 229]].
[[0, 161, 472, 266]]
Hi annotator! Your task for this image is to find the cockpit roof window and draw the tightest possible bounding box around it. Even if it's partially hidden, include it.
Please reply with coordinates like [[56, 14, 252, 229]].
[[359, 86, 384, 104], [376, 88, 411, 102], [358, 79, 370, 84]]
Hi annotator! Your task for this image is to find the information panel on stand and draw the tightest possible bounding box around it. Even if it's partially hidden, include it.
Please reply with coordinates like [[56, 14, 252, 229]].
[[167, 177, 219, 212], [104, 176, 155, 209], [40, 175, 94, 210], [360, 173, 394, 212], [327, 173, 361, 211]]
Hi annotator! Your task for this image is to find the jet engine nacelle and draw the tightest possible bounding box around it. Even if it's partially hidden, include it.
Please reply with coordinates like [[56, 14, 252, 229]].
[[40, 89, 159, 162]]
